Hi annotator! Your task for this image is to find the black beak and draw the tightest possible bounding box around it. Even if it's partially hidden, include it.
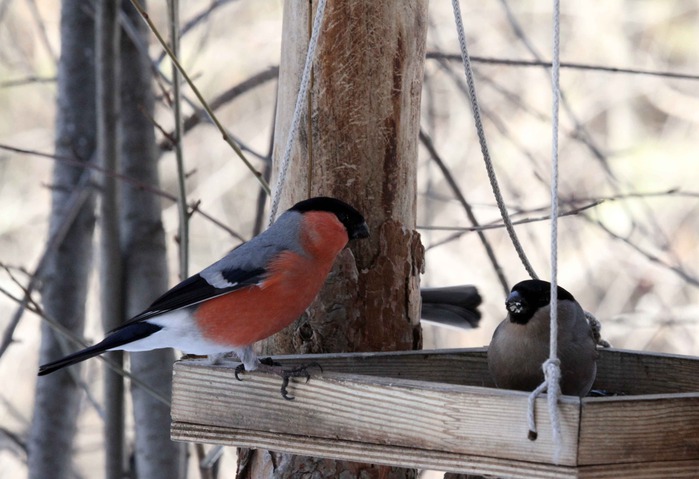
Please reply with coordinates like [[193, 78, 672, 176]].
[[505, 290, 525, 314], [350, 222, 370, 240]]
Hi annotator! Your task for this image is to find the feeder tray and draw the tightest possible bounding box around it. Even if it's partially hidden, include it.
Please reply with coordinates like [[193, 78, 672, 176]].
[[171, 347, 699, 478]]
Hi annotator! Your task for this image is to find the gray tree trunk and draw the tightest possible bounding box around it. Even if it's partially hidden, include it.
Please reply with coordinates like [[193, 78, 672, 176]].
[[28, 1, 97, 478], [96, 1, 126, 477], [119, 1, 186, 477], [238, 1, 428, 477]]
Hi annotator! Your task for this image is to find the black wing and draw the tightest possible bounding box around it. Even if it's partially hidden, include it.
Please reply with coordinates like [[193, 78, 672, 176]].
[[123, 267, 267, 325]]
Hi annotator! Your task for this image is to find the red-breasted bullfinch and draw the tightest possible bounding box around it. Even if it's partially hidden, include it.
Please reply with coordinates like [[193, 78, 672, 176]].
[[487, 279, 598, 397], [38, 196, 369, 399]]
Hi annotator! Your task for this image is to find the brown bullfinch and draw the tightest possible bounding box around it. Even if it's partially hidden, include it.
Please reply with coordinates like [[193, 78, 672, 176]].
[[487, 279, 598, 397], [38, 196, 369, 399]]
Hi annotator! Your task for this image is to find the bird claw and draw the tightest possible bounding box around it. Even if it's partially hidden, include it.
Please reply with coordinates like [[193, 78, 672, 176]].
[[277, 365, 312, 400], [234, 363, 246, 381], [236, 359, 322, 400]]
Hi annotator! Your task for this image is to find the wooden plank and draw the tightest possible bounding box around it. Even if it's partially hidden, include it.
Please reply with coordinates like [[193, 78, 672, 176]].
[[171, 362, 582, 465], [171, 348, 699, 470], [171, 423, 699, 479], [171, 422, 578, 479], [235, 347, 699, 394], [593, 348, 699, 394], [578, 393, 699, 465], [577, 460, 699, 479], [258, 347, 494, 386]]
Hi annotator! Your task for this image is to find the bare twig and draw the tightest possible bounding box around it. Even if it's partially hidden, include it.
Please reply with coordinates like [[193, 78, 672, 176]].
[[0, 144, 245, 241], [168, 0, 189, 279], [0, 425, 27, 455], [0, 168, 93, 360], [426, 52, 699, 82], [252, 96, 277, 236], [0, 76, 56, 88], [584, 214, 699, 288], [25, 0, 59, 64], [128, 0, 270, 194], [421, 199, 603, 233], [159, 66, 279, 151], [155, 0, 240, 65], [420, 129, 510, 295], [1, 277, 171, 406]]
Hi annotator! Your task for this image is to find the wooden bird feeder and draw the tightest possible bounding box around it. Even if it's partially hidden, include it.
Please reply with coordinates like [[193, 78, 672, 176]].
[[170, 347, 699, 478]]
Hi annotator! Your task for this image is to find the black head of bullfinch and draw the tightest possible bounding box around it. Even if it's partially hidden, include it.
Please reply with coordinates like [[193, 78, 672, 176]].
[[38, 196, 368, 398], [487, 279, 598, 397]]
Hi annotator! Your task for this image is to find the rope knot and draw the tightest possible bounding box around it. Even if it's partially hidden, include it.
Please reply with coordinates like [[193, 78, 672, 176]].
[[543, 358, 561, 384]]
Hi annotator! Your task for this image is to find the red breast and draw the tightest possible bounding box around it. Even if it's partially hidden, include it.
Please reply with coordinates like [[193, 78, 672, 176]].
[[193, 210, 350, 347]]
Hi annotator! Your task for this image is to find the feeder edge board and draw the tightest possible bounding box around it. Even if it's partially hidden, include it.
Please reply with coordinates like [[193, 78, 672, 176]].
[[171, 348, 699, 473], [171, 422, 699, 479], [171, 362, 582, 465]]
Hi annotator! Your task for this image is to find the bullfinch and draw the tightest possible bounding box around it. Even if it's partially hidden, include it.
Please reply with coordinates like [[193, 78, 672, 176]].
[[38, 196, 369, 399], [487, 279, 598, 397]]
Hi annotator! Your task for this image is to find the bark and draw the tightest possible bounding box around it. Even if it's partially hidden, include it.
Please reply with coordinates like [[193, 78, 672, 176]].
[[238, 1, 428, 477], [28, 1, 97, 478], [96, 1, 125, 477], [119, 0, 185, 477]]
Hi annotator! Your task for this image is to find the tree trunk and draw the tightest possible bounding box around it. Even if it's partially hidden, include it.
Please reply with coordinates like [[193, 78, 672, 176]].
[[238, 1, 427, 477], [28, 1, 97, 478], [96, 1, 126, 477], [119, 1, 186, 478]]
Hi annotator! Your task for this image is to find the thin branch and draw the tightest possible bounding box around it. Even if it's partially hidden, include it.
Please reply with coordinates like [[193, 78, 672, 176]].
[[421, 186, 694, 250], [25, 0, 59, 64], [0, 167, 93, 360], [0, 279, 171, 406], [159, 66, 279, 151], [420, 199, 603, 233], [426, 52, 699, 82], [0, 425, 27, 455], [0, 76, 56, 88], [128, 0, 270, 195], [253, 95, 277, 236], [0, 264, 43, 348], [0, 144, 245, 241], [168, 0, 189, 279], [155, 0, 240, 65], [584, 214, 699, 288], [420, 129, 510, 295]]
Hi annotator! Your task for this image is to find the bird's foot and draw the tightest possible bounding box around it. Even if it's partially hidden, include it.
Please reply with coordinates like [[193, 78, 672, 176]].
[[235, 358, 322, 400]]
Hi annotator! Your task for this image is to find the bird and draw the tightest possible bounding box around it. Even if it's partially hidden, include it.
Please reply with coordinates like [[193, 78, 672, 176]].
[[38, 196, 369, 399], [420, 285, 482, 330], [487, 279, 598, 397]]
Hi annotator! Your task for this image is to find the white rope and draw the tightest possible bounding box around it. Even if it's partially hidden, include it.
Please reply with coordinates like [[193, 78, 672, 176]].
[[526, 0, 563, 463], [449, 0, 538, 280], [268, 0, 328, 223]]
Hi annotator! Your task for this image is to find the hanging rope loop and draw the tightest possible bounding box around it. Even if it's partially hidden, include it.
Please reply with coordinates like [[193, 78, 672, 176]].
[[269, 0, 328, 223], [449, 0, 538, 280]]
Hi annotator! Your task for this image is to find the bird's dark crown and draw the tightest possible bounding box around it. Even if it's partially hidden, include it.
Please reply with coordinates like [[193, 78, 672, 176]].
[[505, 279, 575, 324], [290, 196, 369, 239]]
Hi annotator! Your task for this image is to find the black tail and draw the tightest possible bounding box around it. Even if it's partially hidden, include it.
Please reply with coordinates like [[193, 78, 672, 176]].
[[38, 321, 162, 376], [38, 342, 112, 376], [420, 285, 482, 329]]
